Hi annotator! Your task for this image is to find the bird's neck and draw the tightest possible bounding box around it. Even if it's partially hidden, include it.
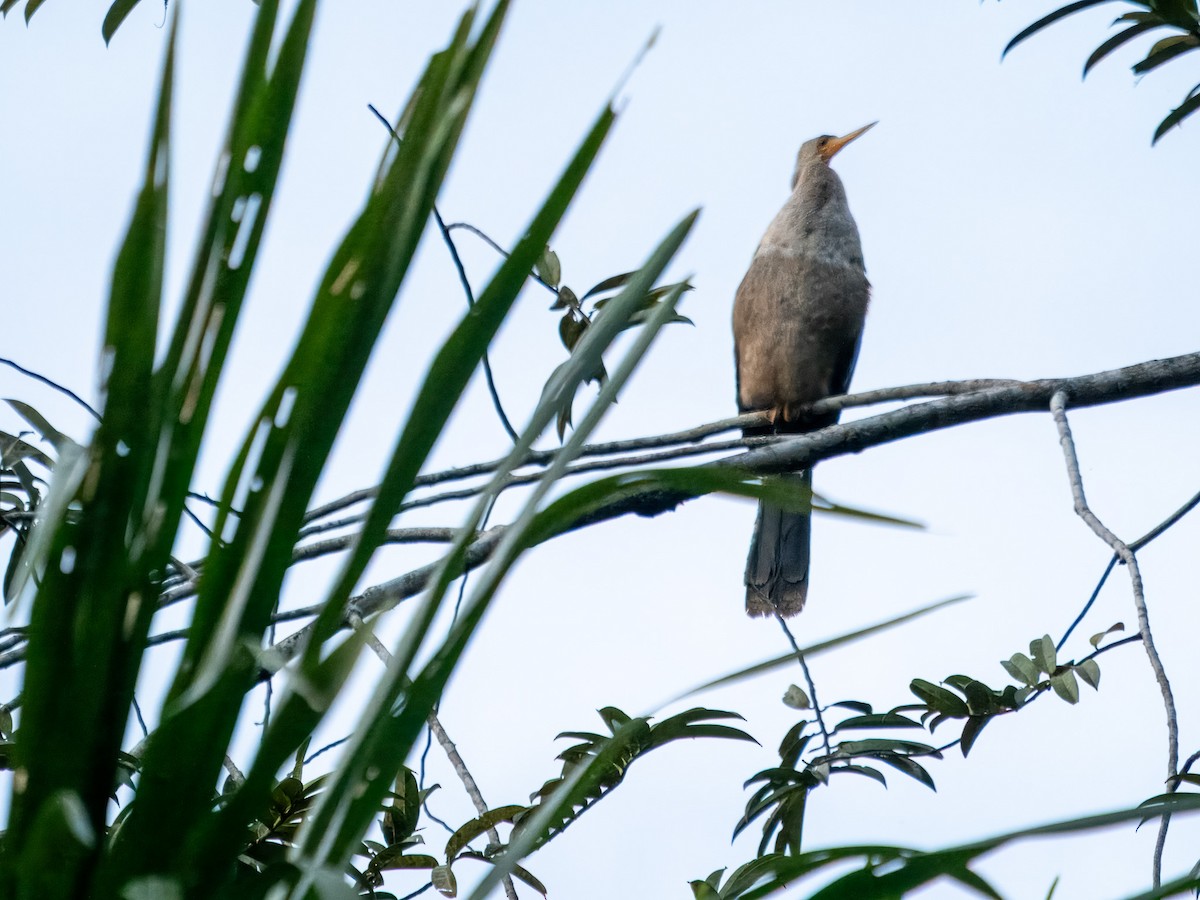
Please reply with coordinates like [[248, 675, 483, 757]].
[[757, 164, 862, 265]]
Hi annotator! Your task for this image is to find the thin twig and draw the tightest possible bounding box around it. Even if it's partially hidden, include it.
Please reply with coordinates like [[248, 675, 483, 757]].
[[775, 614, 832, 758], [1049, 391, 1178, 888], [367, 102, 518, 443], [348, 613, 519, 900], [301, 381, 1023, 527], [1057, 485, 1200, 650], [0, 356, 100, 421], [433, 207, 519, 443]]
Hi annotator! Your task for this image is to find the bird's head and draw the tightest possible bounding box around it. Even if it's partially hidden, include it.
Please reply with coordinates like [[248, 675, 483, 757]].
[[794, 122, 877, 180]]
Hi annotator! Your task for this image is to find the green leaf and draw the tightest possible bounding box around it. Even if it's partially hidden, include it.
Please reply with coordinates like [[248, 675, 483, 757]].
[[296, 162, 694, 895], [580, 270, 636, 300], [1089, 622, 1124, 648], [431, 864, 457, 896], [1133, 32, 1200, 73], [102, 0, 144, 45], [1029, 635, 1057, 676], [960, 716, 990, 758], [444, 805, 527, 861], [839, 738, 938, 757], [1050, 669, 1080, 704], [836, 764, 888, 787], [910, 679, 969, 717], [11, 10, 176, 891], [1076, 658, 1101, 689], [1003, 1, 1113, 58], [783, 685, 810, 709], [874, 753, 937, 791], [92, 4, 324, 891], [534, 245, 561, 288], [1154, 80, 1200, 142], [1001, 652, 1040, 686], [834, 713, 922, 730], [1083, 20, 1163, 75], [22, 0, 46, 24], [4, 401, 73, 452], [664, 595, 971, 706], [455, 852, 548, 897]]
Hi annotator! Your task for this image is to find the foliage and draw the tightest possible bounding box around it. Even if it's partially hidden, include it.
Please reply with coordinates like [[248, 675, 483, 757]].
[[0, 1, 728, 896], [1003, 0, 1200, 141], [4, 2, 1200, 899]]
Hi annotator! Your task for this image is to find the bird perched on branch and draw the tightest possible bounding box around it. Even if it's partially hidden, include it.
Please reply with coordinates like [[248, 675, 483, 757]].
[[733, 122, 875, 617]]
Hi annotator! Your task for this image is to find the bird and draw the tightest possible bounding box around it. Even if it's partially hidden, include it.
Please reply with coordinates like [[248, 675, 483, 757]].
[[732, 122, 875, 618]]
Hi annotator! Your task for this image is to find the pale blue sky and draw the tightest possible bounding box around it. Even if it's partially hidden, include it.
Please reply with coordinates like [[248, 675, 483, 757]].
[[3, 2, 1200, 898]]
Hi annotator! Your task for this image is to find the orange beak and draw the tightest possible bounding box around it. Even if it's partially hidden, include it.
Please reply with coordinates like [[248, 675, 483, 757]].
[[821, 122, 877, 160]]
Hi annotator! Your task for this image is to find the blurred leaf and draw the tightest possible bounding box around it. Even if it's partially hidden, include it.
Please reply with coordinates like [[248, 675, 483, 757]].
[[293, 137, 693, 895], [549, 284, 578, 311], [4, 400, 72, 452], [558, 313, 586, 351], [1133, 32, 1200, 72], [445, 805, 526, 861], [1154, 80, 1200, 141], [783, 685, 810, 710], [1003, 0, 1113, 58], [22, 0, 46, 24], [1083, 19, 1162, 74], [534, 245, 561, 288], [664, 595, 971, 706], [0, 430, 54, 469], [580, 270, 635, 300], [102, 0, 144, 44], [455, 852, 548, 897]]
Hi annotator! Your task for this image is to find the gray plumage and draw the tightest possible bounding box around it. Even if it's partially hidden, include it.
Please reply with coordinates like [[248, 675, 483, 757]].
[[733, 124, 874, 617]]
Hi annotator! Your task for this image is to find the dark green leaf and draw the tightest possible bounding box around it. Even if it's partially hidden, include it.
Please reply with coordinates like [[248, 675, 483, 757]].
[[960, 716, 990, 758], [1083, 20, 1163, 75], [580, 270, 636, 300], [874, 753, 937, 791], [445, 805, 527, 860], [1133, 33, 1200, 73], [1003, 1, 1113, 58], [834, 713, 922, 730], [102, 0, 144, 44], [1154, 80, 1200, 141], [910, 679, 969, 717]]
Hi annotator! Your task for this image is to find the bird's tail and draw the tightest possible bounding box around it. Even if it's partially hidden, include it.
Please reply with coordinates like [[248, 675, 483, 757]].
[[744, 470, 811, 618]]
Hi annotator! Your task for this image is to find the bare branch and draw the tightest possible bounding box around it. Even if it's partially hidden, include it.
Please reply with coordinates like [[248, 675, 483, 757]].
[[259, 353, 1200, 674], [1049, 391, 1178, 889], [301, 379, 1024, 527]]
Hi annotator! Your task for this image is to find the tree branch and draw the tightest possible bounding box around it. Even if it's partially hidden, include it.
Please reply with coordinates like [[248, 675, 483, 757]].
[[1049, 391, 1178, 889], [260, 353, 1200, 674]]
